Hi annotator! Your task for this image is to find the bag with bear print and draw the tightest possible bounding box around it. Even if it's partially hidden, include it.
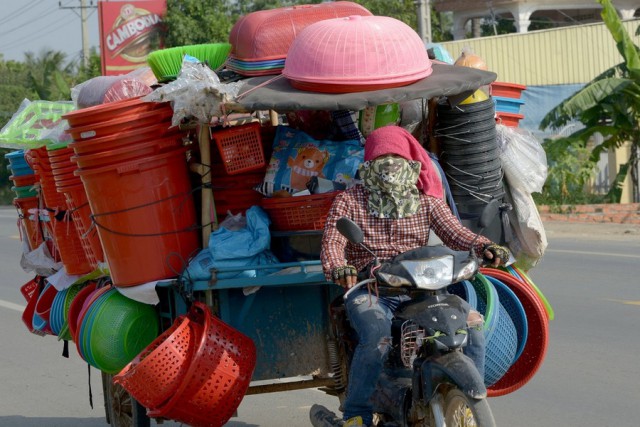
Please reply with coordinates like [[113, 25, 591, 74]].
[[256, 125, 364, 196]]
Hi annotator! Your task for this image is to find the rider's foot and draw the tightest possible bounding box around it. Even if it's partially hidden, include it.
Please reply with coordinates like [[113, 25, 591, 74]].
[[309, 404, 343, 427]]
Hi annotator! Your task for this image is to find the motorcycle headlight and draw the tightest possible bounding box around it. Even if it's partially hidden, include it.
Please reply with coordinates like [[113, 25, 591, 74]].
[[377, 271, 411, 287], [400, 256, 454, 290], [454, 258, 479, 282]]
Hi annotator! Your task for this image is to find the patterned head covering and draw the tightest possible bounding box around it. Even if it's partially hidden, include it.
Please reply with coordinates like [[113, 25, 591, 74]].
[[364, 126, 443, 199]]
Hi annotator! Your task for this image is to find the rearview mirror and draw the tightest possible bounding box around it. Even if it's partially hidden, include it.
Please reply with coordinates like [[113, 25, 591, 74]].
[[336, 217, 364, 245]]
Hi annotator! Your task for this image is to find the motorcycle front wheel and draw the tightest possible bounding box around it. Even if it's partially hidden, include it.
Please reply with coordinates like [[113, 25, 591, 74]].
[[443, 389, 496, 427]]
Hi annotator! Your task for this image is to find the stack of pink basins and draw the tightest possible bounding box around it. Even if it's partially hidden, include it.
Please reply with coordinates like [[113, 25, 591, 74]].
[[62, 97, 200, 288]]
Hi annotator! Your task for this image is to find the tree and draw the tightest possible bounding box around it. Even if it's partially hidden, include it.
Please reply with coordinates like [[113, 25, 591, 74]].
[[540, 0, 640, 203], [163, 0, 237, 47], [24, 49, 74, 101]]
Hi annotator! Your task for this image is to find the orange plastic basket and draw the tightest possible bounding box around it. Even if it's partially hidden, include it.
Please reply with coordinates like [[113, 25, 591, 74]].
[[261, 192, 339, 231], [211, 123, 265, 175], [148, 302, 256, 427], [114, 314, 197, 410]]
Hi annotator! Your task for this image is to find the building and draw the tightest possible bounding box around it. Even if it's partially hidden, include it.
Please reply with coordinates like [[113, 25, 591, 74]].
[[433, 0, 639, 40]]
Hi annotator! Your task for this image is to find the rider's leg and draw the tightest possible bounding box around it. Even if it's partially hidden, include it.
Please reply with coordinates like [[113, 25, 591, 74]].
[[463, 323, 486, 380], [343, 289, 402, 426]]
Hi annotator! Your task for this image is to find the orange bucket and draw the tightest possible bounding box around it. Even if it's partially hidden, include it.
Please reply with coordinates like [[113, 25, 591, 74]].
[[68, 123, 183, 157], [66, 108, 174, 142], [44, 210, 93, 275], [14, 196, 44, 251], [58, 182, 104, 265], [71, 135, 184, 170], [76, 148, 199, 286], [62, 97, 167, 128]]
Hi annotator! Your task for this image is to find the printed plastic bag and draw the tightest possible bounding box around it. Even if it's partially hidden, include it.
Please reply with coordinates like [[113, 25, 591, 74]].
[[497, 125, 548, 194], [256, 126, 364, 196]]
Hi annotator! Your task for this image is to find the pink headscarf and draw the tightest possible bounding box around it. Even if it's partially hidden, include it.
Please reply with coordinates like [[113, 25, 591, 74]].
[[364, 126, 443, 199]]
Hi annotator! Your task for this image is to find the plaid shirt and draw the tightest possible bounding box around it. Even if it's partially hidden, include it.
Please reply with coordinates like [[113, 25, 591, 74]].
[[320, 185, 491, 280]]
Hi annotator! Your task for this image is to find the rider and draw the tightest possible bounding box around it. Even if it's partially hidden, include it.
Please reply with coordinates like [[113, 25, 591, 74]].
[[320, 125, 509, 427]]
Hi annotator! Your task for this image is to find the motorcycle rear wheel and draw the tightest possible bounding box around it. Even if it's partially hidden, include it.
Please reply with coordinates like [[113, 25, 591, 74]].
[[443, 389, 496, 427]]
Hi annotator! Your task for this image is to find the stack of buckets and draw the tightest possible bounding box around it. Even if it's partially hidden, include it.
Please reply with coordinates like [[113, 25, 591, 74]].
[[6, 150, 43, 251], [62, 97, 200, 287], [491, 82, 527, 128], [27, 144, 93, 275]]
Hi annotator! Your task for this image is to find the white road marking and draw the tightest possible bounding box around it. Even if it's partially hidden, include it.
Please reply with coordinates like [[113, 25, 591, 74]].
[[546, 249, 640, 259], [0, 299, 25, 312]]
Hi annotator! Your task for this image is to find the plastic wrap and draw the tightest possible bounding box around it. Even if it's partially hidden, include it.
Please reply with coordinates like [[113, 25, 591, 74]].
[[73, 75, 153, 109], [497, 124, 548, 194], [504, 184, 548, 270], [143, 56, 242, 127]]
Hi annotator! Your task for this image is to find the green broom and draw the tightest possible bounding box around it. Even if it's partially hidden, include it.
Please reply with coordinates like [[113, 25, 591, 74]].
[[147, 43, 232, 82]]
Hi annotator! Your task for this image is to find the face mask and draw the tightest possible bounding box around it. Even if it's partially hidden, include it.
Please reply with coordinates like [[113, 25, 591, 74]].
[[359, 156, 421, 218]]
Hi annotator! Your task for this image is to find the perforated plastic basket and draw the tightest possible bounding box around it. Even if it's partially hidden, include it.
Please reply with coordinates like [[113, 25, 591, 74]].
[[211, 123, 265, 175], [147, 302, 256, 427], [261, 192, 338, 231], [114, 314, 197, 410]]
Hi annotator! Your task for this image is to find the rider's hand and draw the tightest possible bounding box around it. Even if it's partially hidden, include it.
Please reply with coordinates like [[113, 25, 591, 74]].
[[332, 265, 358, 289], [482, 243, 510, 267]]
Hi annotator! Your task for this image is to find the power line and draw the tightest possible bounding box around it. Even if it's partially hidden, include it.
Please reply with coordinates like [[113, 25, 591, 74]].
[[0, 2, 65, 37], [0, 15, 77, 54], [0, 0, 43, 26]]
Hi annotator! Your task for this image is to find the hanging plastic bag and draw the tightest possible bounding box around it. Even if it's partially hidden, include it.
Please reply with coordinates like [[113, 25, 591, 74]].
[[497, 125, 548, 194], [182, 206, 279, 281], [504, 184, 548, 270]]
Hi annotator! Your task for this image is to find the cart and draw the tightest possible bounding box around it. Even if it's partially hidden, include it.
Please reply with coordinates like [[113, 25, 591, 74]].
[[94, 62, 497, 427]]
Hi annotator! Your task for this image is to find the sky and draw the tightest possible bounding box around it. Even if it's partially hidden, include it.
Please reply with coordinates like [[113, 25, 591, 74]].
[[0, 0, 101, 63]]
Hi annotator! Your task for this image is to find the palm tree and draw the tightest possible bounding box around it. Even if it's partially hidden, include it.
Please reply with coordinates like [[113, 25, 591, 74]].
[[23, 49, 73, 101], [540, 0, 640, 203]]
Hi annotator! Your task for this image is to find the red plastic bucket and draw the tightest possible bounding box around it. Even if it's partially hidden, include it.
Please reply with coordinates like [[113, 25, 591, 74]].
[[71, 135, 184, 170], [44, 210, 93, 275], [76, 148, 199, 286], [68, 123, 183, 157], [58, 182, 104, 265], [13, 196, 44, 251], [66, 109, 174, 141], [62, 97, 167, 128]]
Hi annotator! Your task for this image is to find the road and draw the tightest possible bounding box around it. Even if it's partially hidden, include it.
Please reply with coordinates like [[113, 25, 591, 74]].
[[1, 206, 640, 426]]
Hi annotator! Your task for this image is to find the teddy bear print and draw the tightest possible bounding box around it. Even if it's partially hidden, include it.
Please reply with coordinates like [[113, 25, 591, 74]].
[[287, 145, 329, 191]]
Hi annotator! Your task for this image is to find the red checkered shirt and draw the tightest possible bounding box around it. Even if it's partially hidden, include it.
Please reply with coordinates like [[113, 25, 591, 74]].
[[320, 185, 491, 280]]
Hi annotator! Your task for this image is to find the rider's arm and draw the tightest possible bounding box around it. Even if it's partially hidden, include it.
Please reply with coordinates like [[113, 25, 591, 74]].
[[321, 191, 358, 287]]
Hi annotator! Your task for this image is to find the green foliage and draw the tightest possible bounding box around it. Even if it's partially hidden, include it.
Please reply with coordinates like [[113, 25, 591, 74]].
[[539, 0, 640, 203], [532, 139, 600, 206], [163, 0, 236, 47]]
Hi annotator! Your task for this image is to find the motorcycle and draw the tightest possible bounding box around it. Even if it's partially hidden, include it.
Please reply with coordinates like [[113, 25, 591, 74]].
[[311, 200, 501, 427]]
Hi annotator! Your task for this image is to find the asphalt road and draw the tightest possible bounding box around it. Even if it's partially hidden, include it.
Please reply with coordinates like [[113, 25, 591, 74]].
[[1, 206, 639, 426]]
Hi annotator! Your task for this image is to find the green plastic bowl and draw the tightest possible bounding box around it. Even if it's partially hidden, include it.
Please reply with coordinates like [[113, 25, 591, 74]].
[[87, 290, 159, 374]]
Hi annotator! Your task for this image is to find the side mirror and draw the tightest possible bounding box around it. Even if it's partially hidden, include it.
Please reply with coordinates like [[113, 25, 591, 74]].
[[478, 199, 500, 229], [336, 217, 364, 245]]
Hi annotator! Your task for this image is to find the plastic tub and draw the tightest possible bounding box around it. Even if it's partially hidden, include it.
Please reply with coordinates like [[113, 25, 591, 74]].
[[490, 82, 526, 99], [493, 96, 525, 114], [66, 108, 173, 141], [62, 97, 166, 128]]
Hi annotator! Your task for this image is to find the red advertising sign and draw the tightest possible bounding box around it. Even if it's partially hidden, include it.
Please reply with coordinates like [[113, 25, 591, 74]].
[[98, 0, 166, 76]]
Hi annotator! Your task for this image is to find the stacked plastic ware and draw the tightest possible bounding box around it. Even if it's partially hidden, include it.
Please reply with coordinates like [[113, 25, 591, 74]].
[[435, 97, 505, 242], [62, 97, 200, 287], [115, 302, 256, 427], [227, 1, 372, 76], [47, 141, 104, 270], [26, 146, 93, 275], [491, 82, 527, 127], [6, 150, 43, 251]]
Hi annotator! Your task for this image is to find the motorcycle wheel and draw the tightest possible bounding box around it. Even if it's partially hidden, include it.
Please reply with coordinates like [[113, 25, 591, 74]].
[[102, 373, 151, 427], [443, 389, 496, 427]]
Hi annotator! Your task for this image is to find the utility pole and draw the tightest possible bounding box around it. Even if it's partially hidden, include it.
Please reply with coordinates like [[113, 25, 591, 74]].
[[59, 0, 97, 68], [415, 0, 432, 45]]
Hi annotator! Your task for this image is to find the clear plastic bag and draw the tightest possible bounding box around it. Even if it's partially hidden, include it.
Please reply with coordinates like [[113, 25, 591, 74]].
[[143, 56, 242, 126], [497, 124, 548, 194], [504, 184, 547, 270]]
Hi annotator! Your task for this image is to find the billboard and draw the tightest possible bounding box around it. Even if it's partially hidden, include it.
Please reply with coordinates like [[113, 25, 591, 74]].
[[98, 0, 166, 76]]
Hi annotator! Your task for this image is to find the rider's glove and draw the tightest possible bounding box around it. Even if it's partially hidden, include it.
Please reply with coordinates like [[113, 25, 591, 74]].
[[482, 243, 510, 267], [332, 265, 358, 288]]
